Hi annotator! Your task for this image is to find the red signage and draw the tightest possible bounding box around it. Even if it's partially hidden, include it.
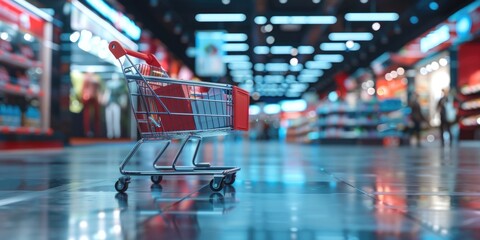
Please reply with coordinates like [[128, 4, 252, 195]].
[[0, 0, 45, 38]]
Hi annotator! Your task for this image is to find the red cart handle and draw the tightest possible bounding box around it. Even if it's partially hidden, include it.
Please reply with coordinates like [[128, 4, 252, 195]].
[[109, 41, 162, 68]]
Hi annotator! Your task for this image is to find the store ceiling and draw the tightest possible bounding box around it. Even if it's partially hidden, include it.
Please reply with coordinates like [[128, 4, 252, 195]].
[[118, 0, 474, 101]]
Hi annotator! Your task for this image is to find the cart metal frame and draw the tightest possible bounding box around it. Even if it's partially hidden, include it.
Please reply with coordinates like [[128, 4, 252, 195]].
[[109, 41, 243, 193]]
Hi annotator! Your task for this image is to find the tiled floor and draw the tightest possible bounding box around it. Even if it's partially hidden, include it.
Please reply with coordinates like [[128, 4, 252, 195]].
[[0, 140, 480, 239]]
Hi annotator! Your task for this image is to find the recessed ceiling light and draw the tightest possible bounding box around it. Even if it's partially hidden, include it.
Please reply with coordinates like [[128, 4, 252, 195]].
[[266, 36, 275, 44], [290, 57, 298, 66], [264, 24, 273, 32], [291, 48, 298, 56], [372, 22, 381, 31], [410, 16, 419, 24], [346, 40, 355, 49]]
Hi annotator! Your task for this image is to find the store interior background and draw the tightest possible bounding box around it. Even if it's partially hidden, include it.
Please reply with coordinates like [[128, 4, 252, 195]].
[[0, 0, 478, 148], [2, 0, 480, 239]]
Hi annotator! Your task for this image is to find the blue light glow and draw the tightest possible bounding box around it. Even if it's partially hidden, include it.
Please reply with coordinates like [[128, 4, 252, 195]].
[[410, 16, 419, 24], [420, 25, 450, 53], [345, 12, 399, 22], [85, 0, 141, 40], [280, 99, 307, 112], [328, 32, 373, 41], [429, 2, 439, 11], [456, 16, 472, 39], [195, 13, 246, 22], [328, 91, 338, 102], [249, 105, 261, 115], [264, 104, 281, 114]]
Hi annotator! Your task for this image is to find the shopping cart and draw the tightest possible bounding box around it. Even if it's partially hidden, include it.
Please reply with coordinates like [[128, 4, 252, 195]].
[[109, 41, 249, 193]]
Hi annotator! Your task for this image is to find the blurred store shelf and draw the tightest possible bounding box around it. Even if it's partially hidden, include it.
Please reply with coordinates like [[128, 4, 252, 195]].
[[0, 126, 53, 135], [0, 50, 42, 69], [0, 83, 44, 98]]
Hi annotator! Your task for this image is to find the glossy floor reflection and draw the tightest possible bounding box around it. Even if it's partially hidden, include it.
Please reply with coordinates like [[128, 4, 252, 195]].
[[1, 140, 480, 239]]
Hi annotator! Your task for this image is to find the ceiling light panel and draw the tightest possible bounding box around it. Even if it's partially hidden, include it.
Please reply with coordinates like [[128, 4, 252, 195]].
[[224, 33, 248, 42], [254, 16, 267, 24], [298, 46, 315, 54], [344, 13, 399, 22], [222, 43, 249, 52], [223, 55, 250, 63], [320, 42, 360, 51], [301, 69, 324, 76], [270, 16, 337, 25], [254, 46, 269, 54], [266, 63, 290, 72], [289, 64, 303, 72], [195, 13, 246, 22], [228, 62, 253, 70], [270, 46, 293, 54], [254, 63, 265, 71], [328, 32, 373, 41], [314, 54, 344, 62], [305, 61, 332, 69]]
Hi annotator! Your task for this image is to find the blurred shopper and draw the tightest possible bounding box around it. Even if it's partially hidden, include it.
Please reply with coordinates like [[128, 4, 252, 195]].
[[82, 72, 101, 137], [437, 88, 457, 147], [409, 93, 428, 146], [103, 74, 126, 139]]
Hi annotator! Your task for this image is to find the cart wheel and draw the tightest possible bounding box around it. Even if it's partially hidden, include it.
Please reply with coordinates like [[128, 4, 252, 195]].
[[224, 174, 236, 185], [115, 180, 129, 193], [150, 175, 163, 184], [209, 179, 224, 192]]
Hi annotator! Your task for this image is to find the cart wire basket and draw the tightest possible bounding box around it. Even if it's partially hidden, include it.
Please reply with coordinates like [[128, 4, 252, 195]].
[[109, 41, 249, 193]]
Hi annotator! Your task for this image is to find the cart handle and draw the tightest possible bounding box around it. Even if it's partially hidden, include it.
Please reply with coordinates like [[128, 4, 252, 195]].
[[109, 41, 162, 68]]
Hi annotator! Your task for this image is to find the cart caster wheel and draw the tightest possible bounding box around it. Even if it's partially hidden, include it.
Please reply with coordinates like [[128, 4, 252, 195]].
[[115, 180, 129, 193], [209, 178, 224, 192], [150, 175, 163, 184], [224, 174, 236, 185]]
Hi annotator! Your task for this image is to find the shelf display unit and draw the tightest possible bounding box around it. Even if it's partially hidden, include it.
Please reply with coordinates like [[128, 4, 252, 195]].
[[459, 88, 480, 138], [314, 98, 408, 144], [284, 114, 318, 143], [457, 42, 480, 139], [0, 0, 53, 137]]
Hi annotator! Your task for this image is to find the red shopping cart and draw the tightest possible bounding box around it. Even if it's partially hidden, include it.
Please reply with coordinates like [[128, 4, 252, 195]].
[[109, 41, 249, 193]]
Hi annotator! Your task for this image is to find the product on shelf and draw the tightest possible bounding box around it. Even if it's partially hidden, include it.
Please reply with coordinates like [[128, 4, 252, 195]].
[[0, 104, 22, 128], [461, 98, 480, 110], [0, 66, 9, 83], [19, 44, 35, 60], [315, 98, 407, 142], [15, 71, 29, 88], [24, 107, 41, 128], [0, 39, 13, 52]]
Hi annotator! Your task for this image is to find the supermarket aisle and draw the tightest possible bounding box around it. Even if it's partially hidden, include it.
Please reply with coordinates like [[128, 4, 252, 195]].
[[0, 140, 479, 239]]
